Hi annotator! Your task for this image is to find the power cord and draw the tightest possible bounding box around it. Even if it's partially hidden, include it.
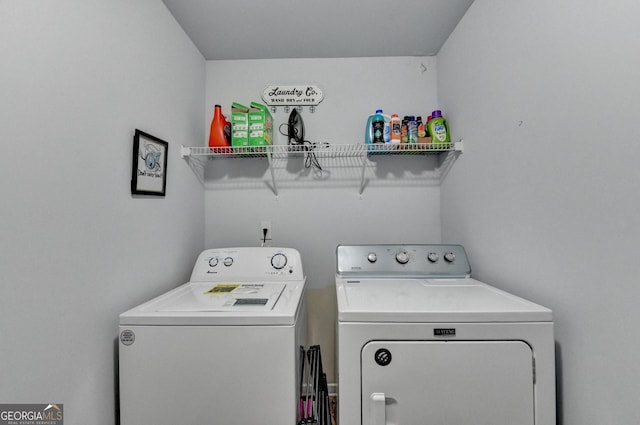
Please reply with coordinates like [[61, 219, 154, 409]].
[[304, 142, 322, 171]]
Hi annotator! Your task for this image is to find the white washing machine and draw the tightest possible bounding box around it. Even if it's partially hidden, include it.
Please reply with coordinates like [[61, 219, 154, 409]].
[[119, 247, 306, 425], [336, 244, 555, 425]]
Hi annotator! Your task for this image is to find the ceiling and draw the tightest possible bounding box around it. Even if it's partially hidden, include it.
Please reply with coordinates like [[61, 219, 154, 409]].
[[161, 0, 475, 60]]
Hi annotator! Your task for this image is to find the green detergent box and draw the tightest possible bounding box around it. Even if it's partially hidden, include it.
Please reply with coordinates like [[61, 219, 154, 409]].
[[230, 102, 249, 146], [248, 102, 273, 146]]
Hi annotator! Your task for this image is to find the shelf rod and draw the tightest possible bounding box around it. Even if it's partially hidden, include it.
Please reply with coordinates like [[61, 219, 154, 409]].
[[359, 150, 367, 195], [266, 149, 278, 197]]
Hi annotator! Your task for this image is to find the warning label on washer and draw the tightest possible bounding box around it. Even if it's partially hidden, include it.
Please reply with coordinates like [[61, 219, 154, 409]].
[[205, 284, 240, 294], [205, 283, 267, 295]]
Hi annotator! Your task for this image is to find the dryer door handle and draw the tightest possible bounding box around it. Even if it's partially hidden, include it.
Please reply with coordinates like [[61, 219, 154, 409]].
[[370, 392, 386, 425]]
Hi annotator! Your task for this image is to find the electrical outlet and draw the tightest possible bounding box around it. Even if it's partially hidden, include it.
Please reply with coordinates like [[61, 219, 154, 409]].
[[260, 220, 271, 246]]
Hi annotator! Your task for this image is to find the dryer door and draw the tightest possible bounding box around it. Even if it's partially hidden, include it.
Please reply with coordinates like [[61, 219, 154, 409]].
[[362, 341, 534, 425]]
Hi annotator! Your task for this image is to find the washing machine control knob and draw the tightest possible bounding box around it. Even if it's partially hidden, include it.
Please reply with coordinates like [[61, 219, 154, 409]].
[[223, 256, 234, 267], [444, 252, 456, 263], [271, 253, 288, 269], [427, 252, 439, 263], [208, 257, 219, 267], [367, 252, 377, 263], [396, 251, 410, 264]]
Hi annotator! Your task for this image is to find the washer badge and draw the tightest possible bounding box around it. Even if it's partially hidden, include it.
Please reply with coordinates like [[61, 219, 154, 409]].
[[120, 329, 135, 346]]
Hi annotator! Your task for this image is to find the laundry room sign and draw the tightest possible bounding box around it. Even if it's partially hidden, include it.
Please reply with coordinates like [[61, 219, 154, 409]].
[[261, 84, 324, 106]]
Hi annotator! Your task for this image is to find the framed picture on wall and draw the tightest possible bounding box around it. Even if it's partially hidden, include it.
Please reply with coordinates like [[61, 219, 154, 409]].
[[131, 129, 168, 196]]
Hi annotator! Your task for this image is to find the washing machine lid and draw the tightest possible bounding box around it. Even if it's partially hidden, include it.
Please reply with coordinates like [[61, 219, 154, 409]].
[[336, 277, 552, 323], [120, 280, 305, 326]]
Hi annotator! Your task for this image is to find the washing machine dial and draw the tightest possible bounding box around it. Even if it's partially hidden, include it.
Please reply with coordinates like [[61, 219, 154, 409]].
[[271, 253, 288, 269], [427, 252, 439, 263], [396, 251, 410, 264], [444, 252, 456, 263], [208, 257, 219, 267], [223, 256, 234, 267], [367, 252, 378, 263]]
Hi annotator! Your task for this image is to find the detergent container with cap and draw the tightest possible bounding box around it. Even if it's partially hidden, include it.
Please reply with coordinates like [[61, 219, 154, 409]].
[[427, 110, 450, 144]]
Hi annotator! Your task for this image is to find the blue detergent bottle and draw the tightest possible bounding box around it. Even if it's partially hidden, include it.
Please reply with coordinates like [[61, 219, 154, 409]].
[[372, 109, 385, 144]]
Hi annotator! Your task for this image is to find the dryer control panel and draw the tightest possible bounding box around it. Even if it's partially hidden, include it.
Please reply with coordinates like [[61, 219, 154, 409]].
[[336, 244, 471, 278]]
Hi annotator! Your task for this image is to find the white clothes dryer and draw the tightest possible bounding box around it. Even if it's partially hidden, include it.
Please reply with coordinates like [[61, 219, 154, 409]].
[[336, 244, 555, 425], [119, 247, 307, 425]]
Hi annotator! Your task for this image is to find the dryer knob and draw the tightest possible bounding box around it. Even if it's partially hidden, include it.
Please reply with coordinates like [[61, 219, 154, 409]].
[[208, 257, 219, 267], [396, 251, 410, 264], [427, 252, 439, 263], [223, 257, 234, 267], [374, 348, 392, 366], [444, 252, 456, 263], [367, 252, 377, 263]]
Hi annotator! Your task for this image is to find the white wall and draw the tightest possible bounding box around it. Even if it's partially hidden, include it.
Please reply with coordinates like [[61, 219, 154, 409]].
[[0, 1, 205, 424], [204, 57, 445, 380], [438, 1, 640, 424]]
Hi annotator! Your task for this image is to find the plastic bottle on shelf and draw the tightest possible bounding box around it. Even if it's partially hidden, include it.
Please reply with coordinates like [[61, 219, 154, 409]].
[[416, 116, 426, 142], [416, 116, 427, 138], [428, 110, 451, 145], [372, 109, 385, 144], [208, 105, 231, 149], [383, 116, 391, 143], [401, 116, 409, 143], [407, 115, 418, 144], [390, 114, 401, 144]]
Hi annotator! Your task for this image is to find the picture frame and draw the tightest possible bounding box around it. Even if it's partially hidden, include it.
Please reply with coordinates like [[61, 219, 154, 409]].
[[131, 129, 168, 196]]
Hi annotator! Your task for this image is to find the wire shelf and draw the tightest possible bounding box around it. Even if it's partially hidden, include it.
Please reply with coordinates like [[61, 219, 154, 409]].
[[181, 142, 461, 159], [180, 141, 463, 196]]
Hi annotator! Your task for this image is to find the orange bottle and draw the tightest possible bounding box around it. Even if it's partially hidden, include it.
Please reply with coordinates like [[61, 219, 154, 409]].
[[208, 104, 230, 149]]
